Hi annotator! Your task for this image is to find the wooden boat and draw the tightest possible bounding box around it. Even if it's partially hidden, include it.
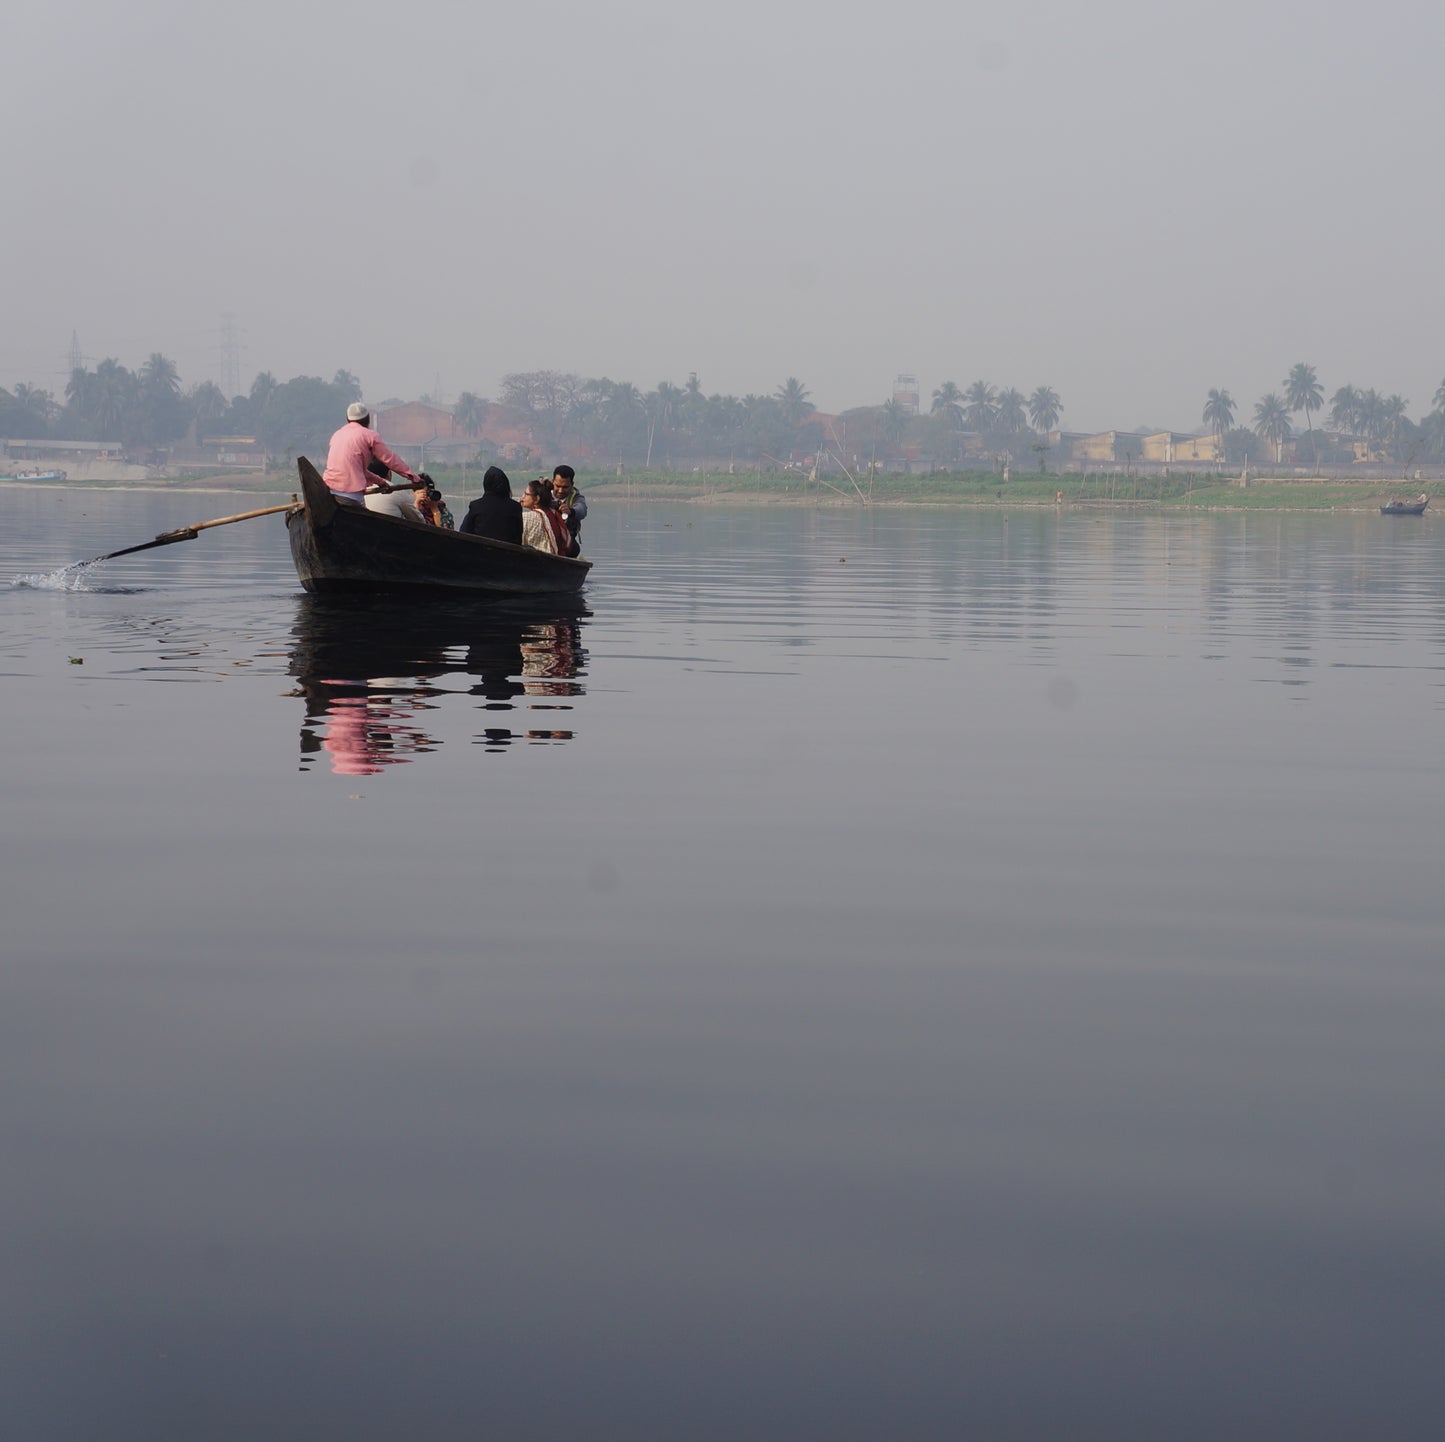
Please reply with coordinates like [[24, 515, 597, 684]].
[[1380, 497, 1429, 516], [287, 457, 591, 595], [1, 469, 67, 482]]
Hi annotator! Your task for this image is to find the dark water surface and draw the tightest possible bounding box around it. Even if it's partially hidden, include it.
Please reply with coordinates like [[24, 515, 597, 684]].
[[4, 487, 1444, 1439]]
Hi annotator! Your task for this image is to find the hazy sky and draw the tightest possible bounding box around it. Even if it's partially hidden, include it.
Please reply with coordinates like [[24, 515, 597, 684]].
[[6, 0, 1444, 430]]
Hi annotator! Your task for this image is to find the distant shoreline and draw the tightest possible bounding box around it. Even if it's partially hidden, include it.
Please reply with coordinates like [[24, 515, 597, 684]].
[[3, 472, 1432, 514]]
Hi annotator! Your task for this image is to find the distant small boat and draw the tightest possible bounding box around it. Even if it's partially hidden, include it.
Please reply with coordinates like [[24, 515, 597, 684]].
[[1, 469, 67, 482], [287, 457, 591, 596], [1380, 496, 1429, 516]]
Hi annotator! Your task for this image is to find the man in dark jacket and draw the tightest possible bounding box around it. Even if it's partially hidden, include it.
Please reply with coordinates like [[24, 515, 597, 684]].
[[458, 466, 523, 545], [549, 465, 587, 546]]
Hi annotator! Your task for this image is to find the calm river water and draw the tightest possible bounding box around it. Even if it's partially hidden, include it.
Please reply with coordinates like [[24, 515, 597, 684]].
[[3, 486, 1443, 1439]]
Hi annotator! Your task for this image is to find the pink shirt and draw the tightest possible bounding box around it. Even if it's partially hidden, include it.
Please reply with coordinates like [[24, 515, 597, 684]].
[[322, 422, 418, 495]]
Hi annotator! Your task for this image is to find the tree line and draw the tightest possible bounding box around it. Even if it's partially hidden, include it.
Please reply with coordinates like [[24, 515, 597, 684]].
[[476, 372, 827, 467], [471, 373, 1066, 468], [0, 357, 363, 460], [1203, 364, 1445, 467], [11, 352, 1445, 470]]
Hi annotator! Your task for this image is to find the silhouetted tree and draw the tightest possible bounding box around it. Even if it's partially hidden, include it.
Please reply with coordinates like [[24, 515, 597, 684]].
[[140, 353, 181, 397], [249, 372, 278, 412], [332, 370, 362, 403], [1028, 386, 1061, 433], [11, 383, 56, 434], [189, 381, 230, 439], [500, 370, 584, 451], [1223, 426, 1259, 466], [995, 388, 1027, 435], [1203, 388, 1235, 453], [775, 377, 814, 425], [1284, 362, 1323, 465], [256, 374, 358, 460], [453, 392, 486, 436], [1253, 393, 1292, 463], [963, 380, 996, 431], [930, 381, 963, 428], [1329, 384, 1361, 433]]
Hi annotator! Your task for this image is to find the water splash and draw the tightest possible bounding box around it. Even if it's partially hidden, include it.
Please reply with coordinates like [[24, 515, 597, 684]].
[[12, 559, 106, 591]]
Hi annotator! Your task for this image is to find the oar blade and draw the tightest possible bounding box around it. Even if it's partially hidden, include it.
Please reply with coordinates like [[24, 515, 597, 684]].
[[93, 531, 197, 562]]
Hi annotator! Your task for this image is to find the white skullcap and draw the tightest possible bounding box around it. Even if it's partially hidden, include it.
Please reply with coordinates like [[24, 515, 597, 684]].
[[346, 402, 369, 422]]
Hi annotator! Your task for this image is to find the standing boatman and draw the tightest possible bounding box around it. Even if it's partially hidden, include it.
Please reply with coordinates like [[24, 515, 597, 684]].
[[322, 402, 426, 521]]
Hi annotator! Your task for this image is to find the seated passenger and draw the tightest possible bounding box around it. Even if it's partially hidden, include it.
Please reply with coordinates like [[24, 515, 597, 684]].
[[538, 483, 574, 554], [358, 458, 427, 524], [520, 480, 571, 554], [416, 480, 454, 529], [519, 480, 557, 553], [458, 466, 523, 545]]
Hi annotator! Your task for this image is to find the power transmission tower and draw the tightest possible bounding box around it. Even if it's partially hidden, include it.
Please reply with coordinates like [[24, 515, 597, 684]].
[[219, 313, 243, 397], [67, 330, 84, 376]]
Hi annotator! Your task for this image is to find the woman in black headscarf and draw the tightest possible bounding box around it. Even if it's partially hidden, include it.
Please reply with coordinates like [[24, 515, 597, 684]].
[[458, 466, 523, 545]]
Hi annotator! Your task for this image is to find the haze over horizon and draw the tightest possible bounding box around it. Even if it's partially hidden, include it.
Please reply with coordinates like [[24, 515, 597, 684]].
[[6, 0, 1444, 433]]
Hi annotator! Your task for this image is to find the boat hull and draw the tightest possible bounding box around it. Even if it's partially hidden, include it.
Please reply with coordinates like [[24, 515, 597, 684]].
[[287, 458, 591, 596], [1380, 501, 1428, 516]]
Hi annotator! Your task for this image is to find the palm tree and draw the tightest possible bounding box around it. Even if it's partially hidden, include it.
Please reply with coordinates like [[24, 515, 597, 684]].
[[1253, 393, 1292, 463], [995, 388, 1027, 435], [1434, 378, 1445, 415], [1420, 409, 1445, 461], [140, 352, 181, 397], [1202, 388, 1235, 454], [12, 383, 56, 427], [64, 367, 92, 408], [775, 377, 814, 425], [452, 391, 486, 435], [1284, 363, 1323, 466], [649, 381, 685, 431], [605, 380, 645, 420], [1028, 386, 1061, 433], [1380, 394, 1410, 459], [1328, 384, 1361, 434], [188, 381, 230, 439], [1356, 389, 1386, 449], [63, 366, 97, 435], [86, 359, 137, 436], [930, 381, 964, 428], [963, 380, 996, 432], [249, 372, 277, 409], [707, 394, 744, 455]]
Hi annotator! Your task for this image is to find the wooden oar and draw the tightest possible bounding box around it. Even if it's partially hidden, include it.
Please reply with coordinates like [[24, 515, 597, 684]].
[[91, 500, 298, 562]]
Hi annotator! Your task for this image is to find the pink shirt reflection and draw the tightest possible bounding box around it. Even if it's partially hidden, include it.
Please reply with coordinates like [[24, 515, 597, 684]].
[[321, 696, 426, 776], [324, 698, 386, 775], [322, 423, 418, 495]]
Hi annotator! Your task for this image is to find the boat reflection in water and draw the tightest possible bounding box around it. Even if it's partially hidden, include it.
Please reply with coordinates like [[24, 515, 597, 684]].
[[288, 595, 589, 775]]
